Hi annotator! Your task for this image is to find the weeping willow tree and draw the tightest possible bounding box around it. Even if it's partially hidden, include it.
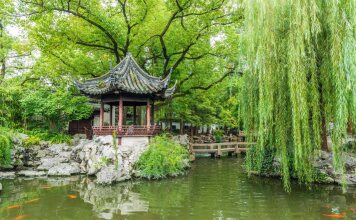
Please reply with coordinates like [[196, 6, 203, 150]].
[[240, 0, 355, 190]]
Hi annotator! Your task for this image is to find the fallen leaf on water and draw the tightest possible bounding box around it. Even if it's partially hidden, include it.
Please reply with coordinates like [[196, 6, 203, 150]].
[[322, 213, 345, 218], [24, 198, 40, 204], [13, 214, 29, 220], [67, 195, 77, 199], [6, 204, 22, 210]]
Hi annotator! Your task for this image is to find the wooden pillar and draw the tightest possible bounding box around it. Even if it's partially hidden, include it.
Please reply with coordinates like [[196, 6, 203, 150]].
[[118, 96, 123, 132], [109, 104, 113, 126], [151, 102, 154, 125], [146, 99, 151, 131], [133, 105, 137, 125], [100, 101, 104, 129]]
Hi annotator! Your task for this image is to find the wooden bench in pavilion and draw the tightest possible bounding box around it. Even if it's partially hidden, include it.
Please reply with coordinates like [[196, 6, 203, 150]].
[[75, 53, 176, 143]]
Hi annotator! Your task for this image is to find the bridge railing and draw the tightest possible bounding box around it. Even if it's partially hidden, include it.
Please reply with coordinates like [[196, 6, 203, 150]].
[[189, 142, 256, 157]]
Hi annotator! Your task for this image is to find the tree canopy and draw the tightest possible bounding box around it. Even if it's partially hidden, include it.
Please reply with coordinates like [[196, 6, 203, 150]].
[[0, 0, 242, 129]]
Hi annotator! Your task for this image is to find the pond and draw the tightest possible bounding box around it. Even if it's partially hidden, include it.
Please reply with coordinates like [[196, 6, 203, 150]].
[[1, 157, 355, 220]]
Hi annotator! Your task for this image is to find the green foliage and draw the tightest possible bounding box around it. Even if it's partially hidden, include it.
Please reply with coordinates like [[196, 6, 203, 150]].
[[245, 145, 277, 176], [23, 136, 41, 147], [0, 127, 13, 166], [48, 134, 72, 144], [213, 129, 224, 143], [241, 0, 355, 190], [20, 88, 93, 132], [135, 135, 190, 179], [20, 129, 72, 144], [0, 86, 23, 127]]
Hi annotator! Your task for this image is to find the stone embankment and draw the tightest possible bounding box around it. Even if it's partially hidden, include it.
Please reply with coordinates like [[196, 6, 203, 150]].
[[259, 150, 356, 185], [0, 135, 147, 185]]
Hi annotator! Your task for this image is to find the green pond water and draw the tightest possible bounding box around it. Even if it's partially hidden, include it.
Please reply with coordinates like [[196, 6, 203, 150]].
[[1, 157, 356, 220]]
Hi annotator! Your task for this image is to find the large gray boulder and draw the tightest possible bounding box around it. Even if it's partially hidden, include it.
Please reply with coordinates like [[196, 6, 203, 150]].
[[96, 165, 129, 185], [37, 157, 68, 170], [17, 170, 47, 177], [48, 162, 81, 176], [0, 171, 16, 179]]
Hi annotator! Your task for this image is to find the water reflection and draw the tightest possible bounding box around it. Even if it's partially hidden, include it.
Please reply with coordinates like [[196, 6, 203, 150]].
[[75, 178, 149, 219], [1, 158, 355, 220]]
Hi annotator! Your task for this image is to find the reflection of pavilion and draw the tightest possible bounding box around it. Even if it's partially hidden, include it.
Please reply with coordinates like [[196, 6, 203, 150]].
[[73, 53, 176, 142]]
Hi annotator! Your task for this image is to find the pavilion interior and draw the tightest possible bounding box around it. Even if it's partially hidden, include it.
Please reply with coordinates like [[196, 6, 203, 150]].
[[92, 102, 154, 127]]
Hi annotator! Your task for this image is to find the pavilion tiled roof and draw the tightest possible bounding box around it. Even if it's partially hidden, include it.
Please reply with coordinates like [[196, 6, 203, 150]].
[[75, 53, 176, 98]]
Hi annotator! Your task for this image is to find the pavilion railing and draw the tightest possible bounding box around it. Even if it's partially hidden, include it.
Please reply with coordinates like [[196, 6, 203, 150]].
[[92, 125, 161, 136]]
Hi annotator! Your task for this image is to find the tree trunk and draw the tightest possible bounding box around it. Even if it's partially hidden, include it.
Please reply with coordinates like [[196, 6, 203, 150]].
[[180, 119, 184, 134]]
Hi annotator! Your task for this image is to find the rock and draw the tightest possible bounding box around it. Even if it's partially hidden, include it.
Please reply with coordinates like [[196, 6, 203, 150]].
[[97, 212, 113, 220], [37, 157, 68, 170], [96, 165, 119, 185], [48, 144, 70, 155], [94, 135, 113, 145], [0, 172, 16, 179], [345, 155, 356, 171], [11, 133, 28, 144], [6, 134, 150, 184], [48, 163, 81, 176], [17, 170, 47, 177], [0, 164, 14, 170], [334, 174, 356, 185], [36, 149, 50, 158], [95, 165, 129, 185]]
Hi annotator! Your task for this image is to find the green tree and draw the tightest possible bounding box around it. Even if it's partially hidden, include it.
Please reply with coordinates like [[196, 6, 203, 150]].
[[20, 88, 93, 132], [241, 0, 355, 190], [17, 0, 242, 117]]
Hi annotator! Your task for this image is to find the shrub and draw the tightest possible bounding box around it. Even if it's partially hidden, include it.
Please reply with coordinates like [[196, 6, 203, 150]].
[[48, 134, 72, 144], [135, 135, 190, 179], [0, 128, 13, 166], [21, 129, 72, 145], [23, 136, 41, 147]]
